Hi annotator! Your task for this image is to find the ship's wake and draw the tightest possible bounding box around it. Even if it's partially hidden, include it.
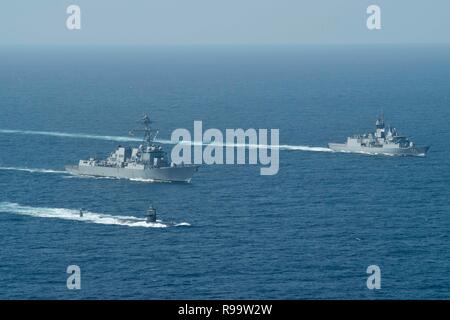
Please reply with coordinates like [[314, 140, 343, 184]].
[[3, 129, 415, 159], [0, 129, 141, 143], [0, 128, 333, 153], [63, 175, 166, 183], [0, 166, 171, 183], [0, 166, 68, 174], [277, 144, 333, 152], [169, 140, 334, 152], [0, 202, 190, 228]]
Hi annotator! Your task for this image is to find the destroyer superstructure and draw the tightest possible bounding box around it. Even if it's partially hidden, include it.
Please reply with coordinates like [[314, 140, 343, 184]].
[[65, 114, 199, 182], [328, 114, 429, 156]]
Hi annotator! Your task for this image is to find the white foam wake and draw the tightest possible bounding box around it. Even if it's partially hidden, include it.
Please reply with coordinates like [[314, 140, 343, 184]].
[[0, 129, 141, 143], [170, 140, 333, 152], [63, 175, 165, 183], [0, 166, 67, 174], [278, 144, 333, 152], [0, 167, 169, 183], [0, 128, 332, 153], [0, 202, 190, 228]]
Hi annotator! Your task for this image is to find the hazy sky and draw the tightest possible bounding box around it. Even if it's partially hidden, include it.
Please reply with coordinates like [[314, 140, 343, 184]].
[[0, 0, 449, 45]]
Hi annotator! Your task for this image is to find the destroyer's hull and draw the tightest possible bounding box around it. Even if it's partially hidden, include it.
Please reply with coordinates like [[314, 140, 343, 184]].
[[65, 164, 199, 182], [328, 143, 429, 156]]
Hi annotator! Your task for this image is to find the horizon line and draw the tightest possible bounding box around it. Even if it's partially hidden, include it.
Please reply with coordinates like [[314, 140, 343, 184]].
[[1, 42, 450, 47]]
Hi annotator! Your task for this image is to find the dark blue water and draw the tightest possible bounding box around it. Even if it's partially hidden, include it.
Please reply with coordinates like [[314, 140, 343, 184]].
[[0, 45, 449, 299]]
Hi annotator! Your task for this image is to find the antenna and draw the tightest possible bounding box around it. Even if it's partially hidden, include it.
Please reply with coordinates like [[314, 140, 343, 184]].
[[129, 113, 158, 145]]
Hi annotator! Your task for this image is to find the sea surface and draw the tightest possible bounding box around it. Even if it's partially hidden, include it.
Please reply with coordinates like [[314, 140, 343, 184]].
[[0, 45, 449, 299]]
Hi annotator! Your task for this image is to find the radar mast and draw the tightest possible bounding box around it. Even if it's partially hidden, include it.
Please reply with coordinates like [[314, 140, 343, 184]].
[[129, 114, 159, 146]]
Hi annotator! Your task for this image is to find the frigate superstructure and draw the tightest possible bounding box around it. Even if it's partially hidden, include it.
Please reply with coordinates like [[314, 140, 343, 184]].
[[328, 114, 429, 156], [65, 114, 199, 182]]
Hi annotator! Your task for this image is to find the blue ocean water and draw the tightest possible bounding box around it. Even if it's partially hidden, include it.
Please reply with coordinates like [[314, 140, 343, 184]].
[[0, 45, 449, 299]]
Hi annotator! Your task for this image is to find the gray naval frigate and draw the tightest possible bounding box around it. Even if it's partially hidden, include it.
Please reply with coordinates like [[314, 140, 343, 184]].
[[328, 114, 429, 156], [65, 114, 199, 182]]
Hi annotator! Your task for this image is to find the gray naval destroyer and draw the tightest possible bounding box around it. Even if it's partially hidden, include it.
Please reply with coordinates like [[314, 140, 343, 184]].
[[65, 114, 199, 182], [328, 114, 429, 156]]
